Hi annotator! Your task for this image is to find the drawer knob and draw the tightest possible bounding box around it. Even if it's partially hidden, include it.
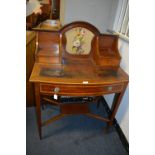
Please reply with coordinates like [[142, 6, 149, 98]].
[[108, 86, 112, 91], [54, 87, 60, 93]]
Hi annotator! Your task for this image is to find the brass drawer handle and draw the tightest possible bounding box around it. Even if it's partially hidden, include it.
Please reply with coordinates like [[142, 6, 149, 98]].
[[108, 86, 112, 91], [54, 87, 60, 93]]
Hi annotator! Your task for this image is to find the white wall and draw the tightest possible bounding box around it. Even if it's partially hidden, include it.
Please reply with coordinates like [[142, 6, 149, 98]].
[[60, 0, 129, 141], [104, 0, 129, 141], [108, 0, 119, 30], [59, 0, 65, 24], [60, 0, 118, 33]]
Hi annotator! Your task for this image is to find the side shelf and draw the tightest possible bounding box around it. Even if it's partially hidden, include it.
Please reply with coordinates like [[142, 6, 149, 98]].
[[35, 31, 61, 64], [96, 34, 121, 69]]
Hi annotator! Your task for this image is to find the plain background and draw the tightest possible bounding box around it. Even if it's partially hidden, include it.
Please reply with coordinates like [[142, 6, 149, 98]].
[[0, 0, 155, 155]]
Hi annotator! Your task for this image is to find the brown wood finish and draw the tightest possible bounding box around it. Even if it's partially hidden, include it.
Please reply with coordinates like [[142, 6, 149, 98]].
[[26, 0, 52, 29], [60, 21, 100, 65], [97, 34, 121, 68], [85, 113, 110, 122], [35, 31, 60, 64], [33, 19, 61, 31], [26, 13, 39, 30], [108, 82, 128, 126], [37, 0, 52, 24], [26, 31, 36, 107], [34, 83, 42, 139], [40, 83, 124, 96], [60, 103, 89, 114], [51, 0, 60, 19], [30, 21, 129, 139], [42, 114, 65, 127]]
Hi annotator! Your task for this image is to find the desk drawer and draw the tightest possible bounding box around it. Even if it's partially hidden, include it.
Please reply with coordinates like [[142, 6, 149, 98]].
[[40, 83, 123, 96]]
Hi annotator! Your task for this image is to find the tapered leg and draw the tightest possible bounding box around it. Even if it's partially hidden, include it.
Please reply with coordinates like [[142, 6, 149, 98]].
[[35, 83, 42, 139], [108, 82, 128, 127]]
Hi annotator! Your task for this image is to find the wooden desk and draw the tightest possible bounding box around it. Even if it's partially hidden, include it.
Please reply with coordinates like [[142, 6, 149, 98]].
[[30, 21, 129, 139], [30, 63, 128, 139]]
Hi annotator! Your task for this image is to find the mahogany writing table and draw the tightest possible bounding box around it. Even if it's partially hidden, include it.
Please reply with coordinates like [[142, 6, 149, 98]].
[[29, 21, 129, 139], [30, 63, 128, 139]]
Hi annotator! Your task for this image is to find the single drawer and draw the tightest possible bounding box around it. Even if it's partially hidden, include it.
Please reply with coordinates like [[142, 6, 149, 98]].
[[40, 83, 124, 96]]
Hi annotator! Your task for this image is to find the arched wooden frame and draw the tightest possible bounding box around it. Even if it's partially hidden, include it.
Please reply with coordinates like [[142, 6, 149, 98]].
[[59, 21, 100, 64]]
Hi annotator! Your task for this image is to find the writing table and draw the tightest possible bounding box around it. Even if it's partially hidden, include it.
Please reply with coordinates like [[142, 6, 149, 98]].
[[29, 21, 129, 139], [30, 62, 128, 139]]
